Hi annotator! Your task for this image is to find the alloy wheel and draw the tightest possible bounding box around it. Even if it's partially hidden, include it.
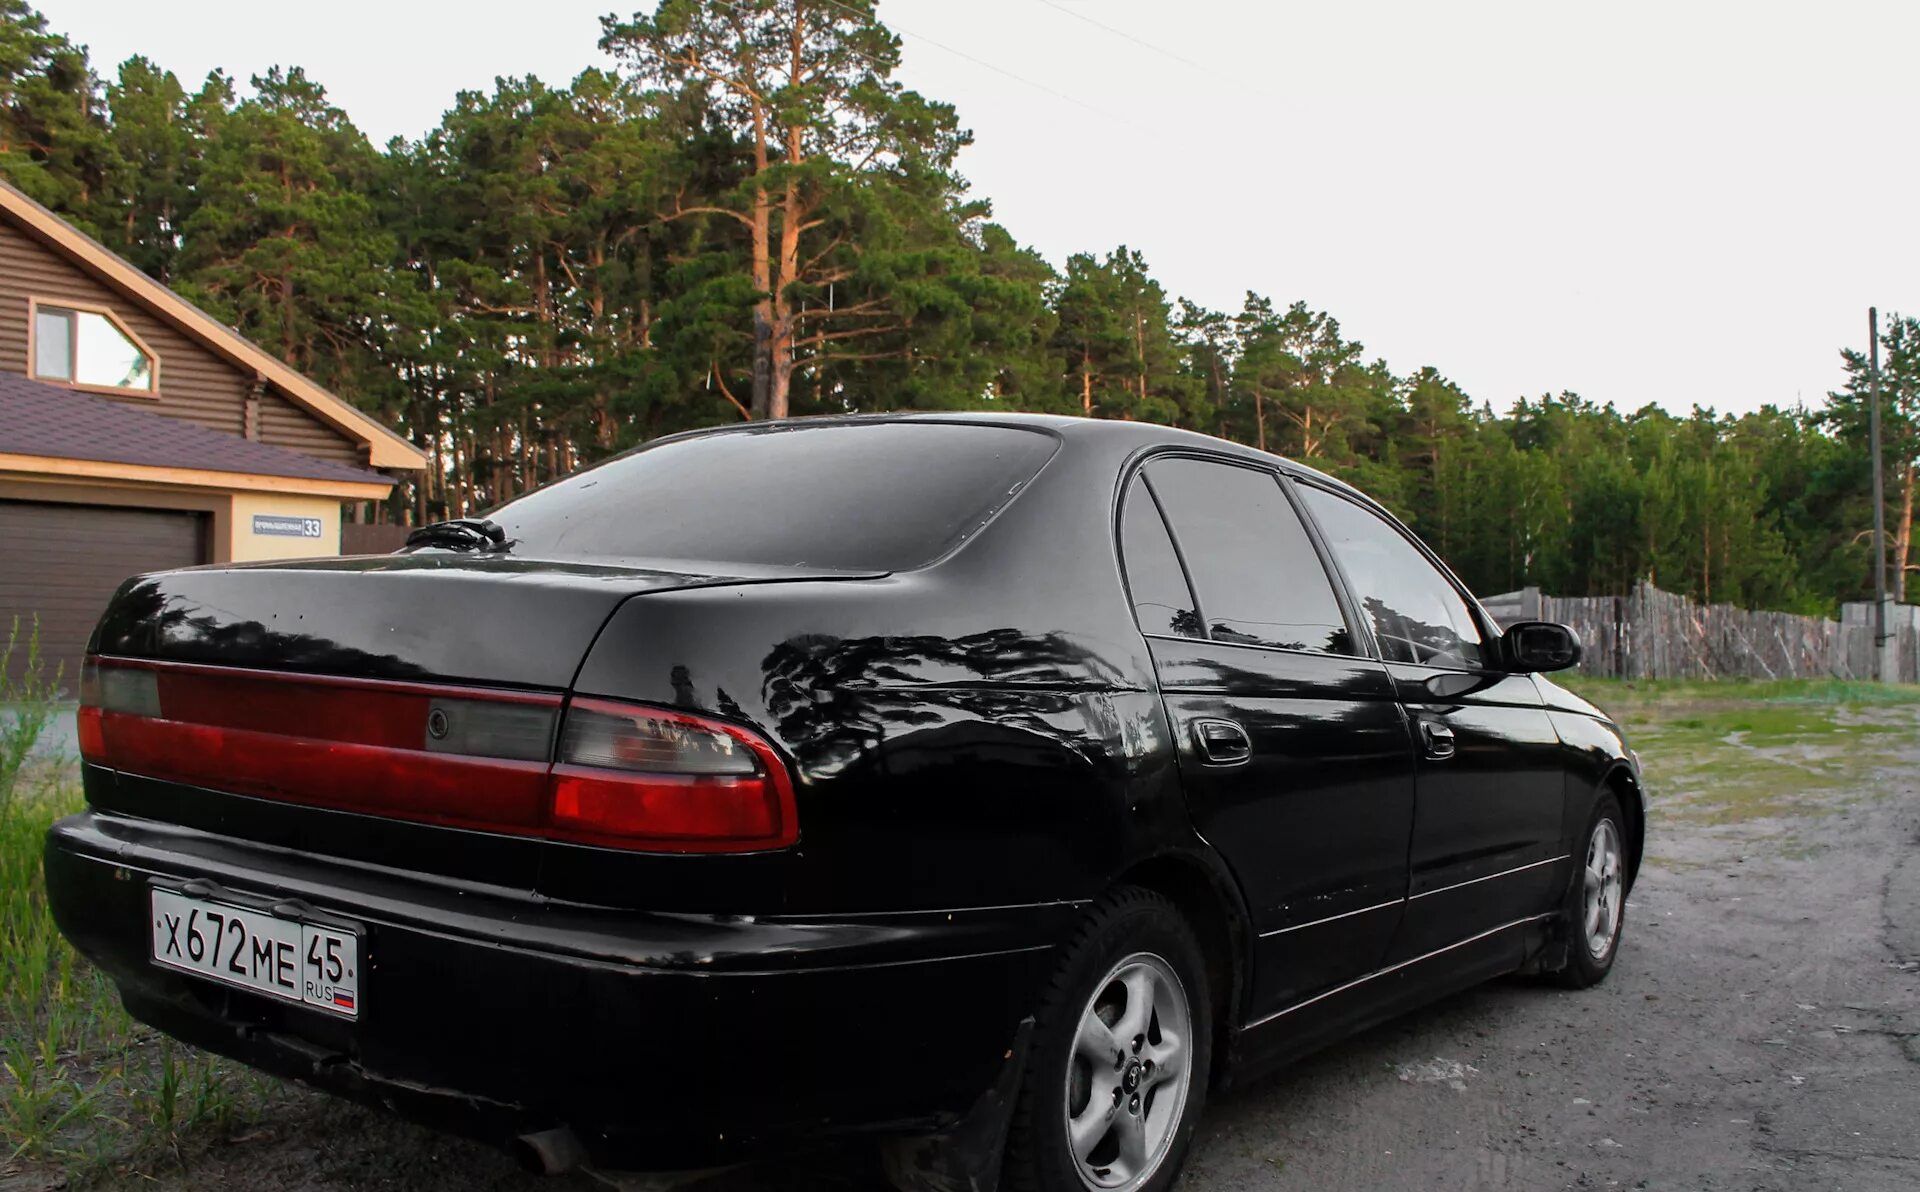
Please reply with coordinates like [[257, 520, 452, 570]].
[[1063, 952, 1193, 1191], [1583, 818, 1624, 959]]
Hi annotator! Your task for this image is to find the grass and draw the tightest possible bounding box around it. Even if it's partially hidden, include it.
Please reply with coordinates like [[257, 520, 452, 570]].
[[0, 620, 286, 1181], [2, 790, 281, 1174], [1565, 676, 1920, 828], [1564, 675, 1920, 711]]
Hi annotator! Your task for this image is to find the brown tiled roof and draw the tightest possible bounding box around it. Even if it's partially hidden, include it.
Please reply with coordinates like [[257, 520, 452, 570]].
[[0, 180, 423, 471], [0, 372, 392, 488]]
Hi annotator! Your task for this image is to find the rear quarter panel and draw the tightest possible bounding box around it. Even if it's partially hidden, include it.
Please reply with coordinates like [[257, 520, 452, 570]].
[[561, 445, 1188, 915]]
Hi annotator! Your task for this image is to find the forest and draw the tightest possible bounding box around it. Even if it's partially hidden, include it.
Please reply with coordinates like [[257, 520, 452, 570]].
[[1, 0, 1914, 615]]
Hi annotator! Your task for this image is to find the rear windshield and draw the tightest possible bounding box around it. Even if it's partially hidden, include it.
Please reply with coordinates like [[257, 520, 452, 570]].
[[490, 421, 1058, 572]]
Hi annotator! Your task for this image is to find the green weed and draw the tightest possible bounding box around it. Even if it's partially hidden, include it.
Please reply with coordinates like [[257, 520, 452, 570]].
[[0, 648, 283, 1180], [0, 615, 65, 814], [1566, 676, 1920, 832]]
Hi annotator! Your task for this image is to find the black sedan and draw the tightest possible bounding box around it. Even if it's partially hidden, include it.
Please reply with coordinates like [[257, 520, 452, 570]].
[[48, 414, 1641, 1192]]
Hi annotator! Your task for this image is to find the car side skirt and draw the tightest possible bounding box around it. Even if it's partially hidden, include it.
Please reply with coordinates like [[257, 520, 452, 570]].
[[1225, 912, 1555, 1084]]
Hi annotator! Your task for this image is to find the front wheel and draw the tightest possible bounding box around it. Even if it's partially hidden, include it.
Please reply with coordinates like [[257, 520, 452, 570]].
[[1004, 888, 1211, 1192], [1555, 793, 1627, 988]]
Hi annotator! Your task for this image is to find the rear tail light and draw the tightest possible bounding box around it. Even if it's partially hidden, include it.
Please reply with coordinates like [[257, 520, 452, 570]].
[[550, 700, 796, 852], [79, 657, 797, 853]]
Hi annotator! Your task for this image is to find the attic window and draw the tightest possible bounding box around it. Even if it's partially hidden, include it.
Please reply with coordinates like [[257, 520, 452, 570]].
[[33, 304, 156, 393]]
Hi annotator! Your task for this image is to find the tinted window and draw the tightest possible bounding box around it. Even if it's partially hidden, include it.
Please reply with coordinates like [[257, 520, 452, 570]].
[[1119, 477, 1201, 639], [1145, 458, 1353, 654], [1297, 485, 1488, 669], [491, 422, 1057, 572]]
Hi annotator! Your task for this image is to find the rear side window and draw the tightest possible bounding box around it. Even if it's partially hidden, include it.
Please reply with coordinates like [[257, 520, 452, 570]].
[[491, 422, 1057, 572], [1119, 477, 1201, 639], [1296, 484, 1488, 669], [1144, 458, 1354, 655]]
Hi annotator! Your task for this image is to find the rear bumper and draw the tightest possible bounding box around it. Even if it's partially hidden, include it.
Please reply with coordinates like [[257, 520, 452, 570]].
[[45, 809, 1070, 1169]]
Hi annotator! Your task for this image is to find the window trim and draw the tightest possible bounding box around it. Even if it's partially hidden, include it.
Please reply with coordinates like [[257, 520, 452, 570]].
[[1115, 469, 1207, 644], [1288, 474, 1504, 675], [1116, 447, 1364, 662], [26, 297, 162, 398]]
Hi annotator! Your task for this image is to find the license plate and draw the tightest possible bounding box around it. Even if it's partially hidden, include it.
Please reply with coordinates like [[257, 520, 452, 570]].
[[150, 888, 361, 1018]]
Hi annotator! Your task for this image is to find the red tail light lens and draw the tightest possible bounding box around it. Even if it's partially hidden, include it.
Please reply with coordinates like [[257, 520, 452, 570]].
[[77, 657, 798, 854], [548, 699, 797, 852], [78, 657, 559, 831]]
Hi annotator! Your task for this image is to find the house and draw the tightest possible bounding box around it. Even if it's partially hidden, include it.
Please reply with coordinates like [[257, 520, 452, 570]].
[[0, 179, 427, 689]]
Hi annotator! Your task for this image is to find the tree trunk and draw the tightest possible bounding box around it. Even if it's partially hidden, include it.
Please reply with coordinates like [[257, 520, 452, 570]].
[[767, 174, 801, 421], [763, 5, 806, 423], [1254, 390, 1266, 452], [752, 315, 774, 419], [1898, 463, 1916, 602], [1701, 509, 1711, 605], [747, 119, 772, 417], [1209, 358, 1224, 436], [1135, 310, 1147, 408]]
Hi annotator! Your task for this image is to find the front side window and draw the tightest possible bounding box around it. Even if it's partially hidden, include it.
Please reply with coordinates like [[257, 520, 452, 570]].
[[33, 305, 155, 391], [1297, 484, 1488, 669], [1144, 457, 1354, 655]]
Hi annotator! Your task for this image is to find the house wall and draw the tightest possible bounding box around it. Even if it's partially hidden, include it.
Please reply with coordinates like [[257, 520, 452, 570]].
[[0, 211, 363, 467], [0, 474, 350, 564], [229, 491, 344, 562]]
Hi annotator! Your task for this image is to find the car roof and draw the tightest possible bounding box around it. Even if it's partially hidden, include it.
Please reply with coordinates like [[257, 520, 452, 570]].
[[685, 410, 1368, 503]]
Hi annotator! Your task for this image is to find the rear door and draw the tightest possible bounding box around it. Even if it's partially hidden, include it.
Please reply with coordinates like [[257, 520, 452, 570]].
[[1293, 483, 1568, 960], [1124, 456, 1416, 1020]]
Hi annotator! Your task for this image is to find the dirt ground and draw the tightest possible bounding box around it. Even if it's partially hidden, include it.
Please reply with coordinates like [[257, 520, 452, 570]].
[[1182, 690, 1920, 1192], [6, 681, 1919, 1191]]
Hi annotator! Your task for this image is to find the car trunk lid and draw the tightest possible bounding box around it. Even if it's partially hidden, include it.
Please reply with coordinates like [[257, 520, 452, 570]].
[[81, 554, 877, 887], [91, 552, 878, 689]]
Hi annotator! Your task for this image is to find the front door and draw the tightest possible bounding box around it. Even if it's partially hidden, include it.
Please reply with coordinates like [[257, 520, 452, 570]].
[[1294, 484, 1568, 961], [1121, 458, 1417, 1021]]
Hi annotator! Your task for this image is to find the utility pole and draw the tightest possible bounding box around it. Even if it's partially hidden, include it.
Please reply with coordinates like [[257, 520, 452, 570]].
[[1871, 306, 1893, 679]]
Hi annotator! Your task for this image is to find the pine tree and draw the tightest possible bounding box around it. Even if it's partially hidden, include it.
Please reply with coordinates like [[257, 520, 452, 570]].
[[178, 67, 410, 398], [602, 0, 970, 419], [1826, 314, 1920, 599], [0, 0, 114, 218]]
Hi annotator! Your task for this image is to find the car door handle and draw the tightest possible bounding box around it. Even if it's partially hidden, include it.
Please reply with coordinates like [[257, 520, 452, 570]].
[[1191, 719, 1252, 766], [1421, 720, 1457, 761]]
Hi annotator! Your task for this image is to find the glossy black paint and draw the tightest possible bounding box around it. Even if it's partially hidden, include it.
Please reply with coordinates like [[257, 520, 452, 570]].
[[47, 413, 1644, 1170], [1387, 665, 1568, 959], [1151, 637, 1416, 1019]]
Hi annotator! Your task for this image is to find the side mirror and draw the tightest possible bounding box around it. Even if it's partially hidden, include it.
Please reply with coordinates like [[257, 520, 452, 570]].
[[1502, 620, 1582, 673]]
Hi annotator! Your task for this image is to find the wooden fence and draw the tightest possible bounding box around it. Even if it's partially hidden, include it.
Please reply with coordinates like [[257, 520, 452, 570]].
[[1481, 581, 1920, 682], [341, 522, 411, 555]]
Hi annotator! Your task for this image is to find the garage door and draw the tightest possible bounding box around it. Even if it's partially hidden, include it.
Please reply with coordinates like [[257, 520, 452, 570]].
[[0, 501, 208, 696]]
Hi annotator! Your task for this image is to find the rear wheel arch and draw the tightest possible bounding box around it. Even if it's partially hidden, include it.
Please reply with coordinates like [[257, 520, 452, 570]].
[[1110, 849, 1249, 1087]]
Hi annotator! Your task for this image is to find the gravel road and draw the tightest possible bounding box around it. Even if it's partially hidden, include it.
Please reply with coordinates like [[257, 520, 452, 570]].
[[13, 688, 1918, 1192], [1182, 715, 1920, 1192]]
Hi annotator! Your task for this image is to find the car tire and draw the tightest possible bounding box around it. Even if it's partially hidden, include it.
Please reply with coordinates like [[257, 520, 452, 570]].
[[1003, 887, 1211, 1192], [1554, 793, 1628, 989]]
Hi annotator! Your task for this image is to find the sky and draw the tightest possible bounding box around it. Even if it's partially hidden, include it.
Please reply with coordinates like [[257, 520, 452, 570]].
[[45, 0, 1920, 417]]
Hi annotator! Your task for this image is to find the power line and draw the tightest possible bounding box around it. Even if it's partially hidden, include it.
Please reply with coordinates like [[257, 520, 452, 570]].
[[807, 0, 1121, 123], [1032, 0, 1208, 73], [670, 0, 1121, 124]]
